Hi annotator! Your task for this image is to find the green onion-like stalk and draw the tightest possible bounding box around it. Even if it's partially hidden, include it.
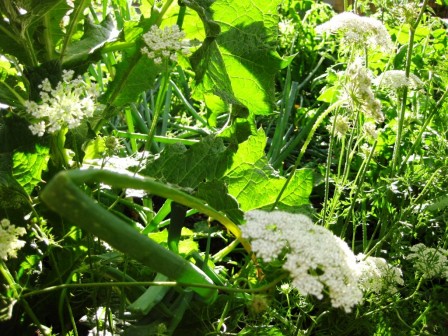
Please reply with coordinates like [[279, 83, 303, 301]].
[[40, 169, 249, 303]]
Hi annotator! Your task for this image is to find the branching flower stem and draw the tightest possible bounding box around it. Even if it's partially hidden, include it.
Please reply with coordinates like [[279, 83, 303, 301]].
[[390, 0, 428, 175]]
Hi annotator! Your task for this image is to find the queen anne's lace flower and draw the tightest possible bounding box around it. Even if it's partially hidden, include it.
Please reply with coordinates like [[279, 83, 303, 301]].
[[278, 19, 296, 48], [407, 243, 448, 279], [0, 219, 26, 260], [141, 25, 190, 64], [363, 122, 378, 139], [374, 70, 424, 90], [344, 58, 384, 122], [243, 211, 405, 312], [327, 114, 351, 139], [316, 12, 393, 53], [242, 210, 363, 312], [357, 254, 404, 294], [25, 70, 98, 136]]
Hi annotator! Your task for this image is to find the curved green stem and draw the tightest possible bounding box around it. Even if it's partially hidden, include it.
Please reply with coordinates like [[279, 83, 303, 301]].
[[22, 273, 289, 300], [40, 169, 252, 303]]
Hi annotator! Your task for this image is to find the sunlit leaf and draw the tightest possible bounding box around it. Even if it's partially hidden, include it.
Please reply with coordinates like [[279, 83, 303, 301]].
[[62, 15, 118, 66], [186, 0, 283, 115], [12, 144, 50, 194], [141, 135, 232, 188], [224, 129, 313, 211], [195, 180, 244, 224]]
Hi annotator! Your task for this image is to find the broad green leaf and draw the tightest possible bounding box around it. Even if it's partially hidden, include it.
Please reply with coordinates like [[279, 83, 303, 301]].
[[224, 129, 313, 211], [187, 0, 283, 115], [101, 47, 162, 107], [317, 85, 338, 103], [0, 172, 30, 208], [0, 21, 29, 64], [0, 0, 71, 63], [101, 16, 162, 107], [40, 0, 72, 60], [82, 136, 107, 160], [12, 144, 50, 194], [195, 180, 244, 224], [59, 0, 92, 58], [62, 15, 118, 66], [0, 63, 27, 108], [141, 135, 232, 188]]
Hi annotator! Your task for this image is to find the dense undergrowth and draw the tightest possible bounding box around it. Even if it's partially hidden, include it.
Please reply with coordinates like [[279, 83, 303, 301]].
[[0, 0, 447, 335]]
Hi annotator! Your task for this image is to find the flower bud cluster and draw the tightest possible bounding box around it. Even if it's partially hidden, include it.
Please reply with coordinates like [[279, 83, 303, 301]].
[[0, 219, 26, 260], [344, 58, 384, 122], [407, 243, 448, 279], [316, 12, 393, 53], [278, 19, 296, 48], [141, 25, 190, 64], [374, 70, 424, 90], [357, 254, 404, 294], [242, 210, 404, 312], [327, 114, 351, 139], [25, 70, 98, 136]]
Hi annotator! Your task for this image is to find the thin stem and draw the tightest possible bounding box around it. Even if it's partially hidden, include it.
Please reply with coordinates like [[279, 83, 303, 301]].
[[322, 106, 340, 226], [390, 0, 428, 175], [146, 64, 170, 149], [272, 100, 344, 210], [22, 275, 289, 299], [400, 88, 448, 172]]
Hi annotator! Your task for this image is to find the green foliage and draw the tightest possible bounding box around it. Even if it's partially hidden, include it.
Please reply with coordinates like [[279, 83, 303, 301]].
[[187, 0, 285, 116], [12, 145, 49, 194], [62, 15, 117, 67], [101, 44, 162, 107], [0, 0, 447, 335], [142, 135, 231, 188]]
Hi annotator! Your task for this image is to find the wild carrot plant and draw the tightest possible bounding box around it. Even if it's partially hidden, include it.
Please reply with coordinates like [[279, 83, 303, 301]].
[[0, 0, 447, 335]]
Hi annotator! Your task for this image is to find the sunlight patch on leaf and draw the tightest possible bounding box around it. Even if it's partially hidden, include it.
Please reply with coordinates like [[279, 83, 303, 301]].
[[141, 135, 232, 188], [224, 129, 313, 211], [187, 0, 283, 115], [12, 144, 50, 194]]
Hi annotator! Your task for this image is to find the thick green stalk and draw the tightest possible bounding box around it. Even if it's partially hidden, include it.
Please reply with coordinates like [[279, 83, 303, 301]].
[[40, 170, 219, 303], [40, 169, 252, 302]]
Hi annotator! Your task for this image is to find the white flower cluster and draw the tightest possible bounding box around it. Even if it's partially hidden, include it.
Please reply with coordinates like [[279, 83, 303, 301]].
[[374, 70, 424, 90], [25, 70, 98, 137], [316, 12, 393, 53], [243, 210, 363, 312], [0, 219, 26, 260], [141, 25, 190, 64], [242, 211, 404, 312], [278, 19, 296, 48], [357, 254, 404, 295], [407, 243, 448, 279], [344, 58, 384, 122], [327, 114, 351, 139], [363, 122, 378, 140]]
